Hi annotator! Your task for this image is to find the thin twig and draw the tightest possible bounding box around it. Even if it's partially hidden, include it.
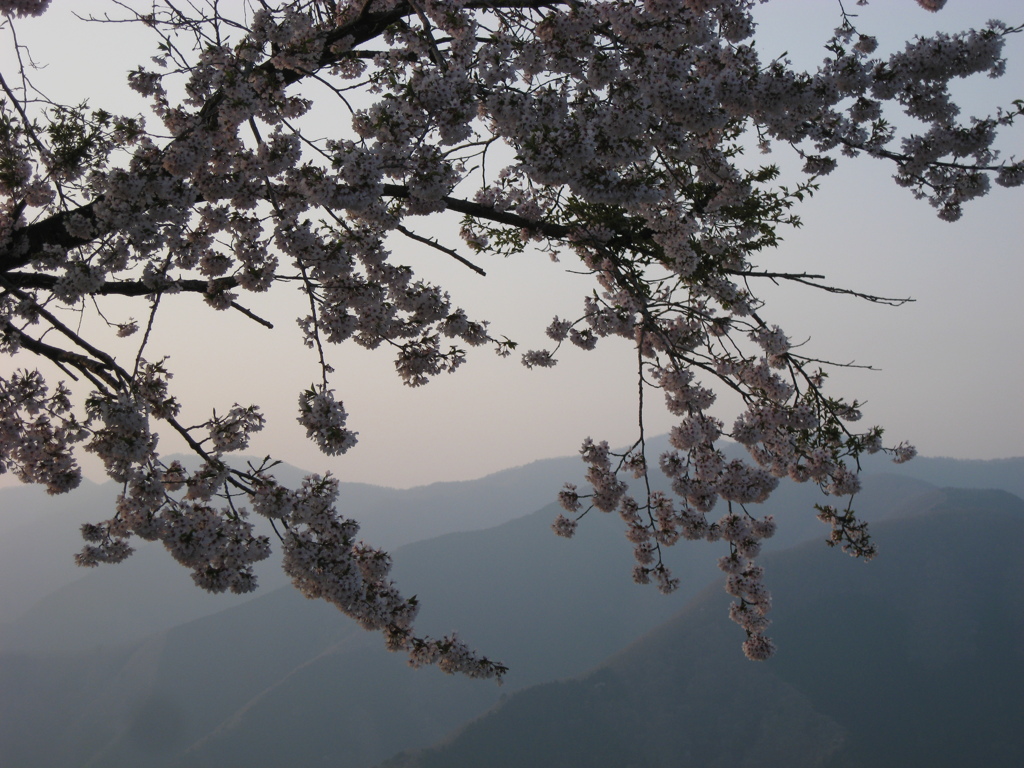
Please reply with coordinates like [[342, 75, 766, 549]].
[[229, 300, 274, 329], [396, 224, 487, 276]]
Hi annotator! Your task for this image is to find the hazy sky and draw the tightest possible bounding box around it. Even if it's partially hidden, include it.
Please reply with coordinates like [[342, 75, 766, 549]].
[[2, 0, 1022, 489]]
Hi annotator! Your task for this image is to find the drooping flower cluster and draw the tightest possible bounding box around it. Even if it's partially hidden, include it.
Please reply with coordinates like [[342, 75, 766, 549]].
[[258, 471, 507, 678], [296, 386, 357, 456], [0, 0, 1019, 672]]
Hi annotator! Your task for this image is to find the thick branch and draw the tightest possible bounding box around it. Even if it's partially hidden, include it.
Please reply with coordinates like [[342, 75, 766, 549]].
[[4, 271, 239, 295], [1, 320, 118, 386]]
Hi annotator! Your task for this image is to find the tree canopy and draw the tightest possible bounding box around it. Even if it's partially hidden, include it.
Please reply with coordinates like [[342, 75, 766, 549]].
[[0, 0, 1020, 676]]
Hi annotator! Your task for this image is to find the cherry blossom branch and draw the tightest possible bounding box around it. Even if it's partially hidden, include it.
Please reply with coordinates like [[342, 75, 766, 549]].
[[4, 271, 239, 295], [1, 0, 1016, 672]]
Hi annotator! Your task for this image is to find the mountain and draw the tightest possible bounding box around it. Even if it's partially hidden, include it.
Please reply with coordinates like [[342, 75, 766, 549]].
[[0, 499, 685, 768], [2, 444, 1023, 768], [0, 478, 119, 620], [864, 455, 1024, 500], [3, 440, 1020, 644], [0, 468, 951, 768], [0, 452, 584, 651], [383, 488, 1024, 768]]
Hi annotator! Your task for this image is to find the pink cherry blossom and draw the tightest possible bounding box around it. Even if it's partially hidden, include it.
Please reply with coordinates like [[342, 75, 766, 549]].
[[0, 0, 1017, 674]]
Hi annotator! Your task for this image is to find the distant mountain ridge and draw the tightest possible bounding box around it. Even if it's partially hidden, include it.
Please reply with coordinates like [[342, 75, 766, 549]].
[[3, 441, 1021, 636], [2, 442, 1020, 625], [1, 446, 1023, 767], [0, 451, 584, 647]]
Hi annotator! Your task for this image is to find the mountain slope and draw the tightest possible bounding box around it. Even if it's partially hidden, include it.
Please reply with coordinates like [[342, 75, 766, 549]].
[[0, 469, 945, 768], [0, 452, 584, 651], [2, 445, 1021, 768], [3, 441, 1019, 648], [384, 488, 1024, 768]]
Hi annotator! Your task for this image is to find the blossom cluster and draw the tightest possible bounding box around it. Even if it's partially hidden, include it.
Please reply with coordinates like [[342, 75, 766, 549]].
[[296, 387, 357, 455], [0, 370, 84, 493], [0, 0, 49, 18]]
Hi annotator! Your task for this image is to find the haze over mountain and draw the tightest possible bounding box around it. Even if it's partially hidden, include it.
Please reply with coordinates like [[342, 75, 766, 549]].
[[4, 438, 1019, 639], [0, 451, 584, 650], [0, 443, 1022, 767], [1, 495, 689, 768]]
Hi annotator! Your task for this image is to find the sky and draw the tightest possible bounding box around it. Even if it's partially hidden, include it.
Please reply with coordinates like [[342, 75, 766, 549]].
[[1, 0, 1022, 490]]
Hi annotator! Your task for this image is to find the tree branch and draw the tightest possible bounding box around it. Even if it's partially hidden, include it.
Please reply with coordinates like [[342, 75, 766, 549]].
[[1, 320, 118, 387], [4, 271, 239, 296], [395, 223, 486, 276]]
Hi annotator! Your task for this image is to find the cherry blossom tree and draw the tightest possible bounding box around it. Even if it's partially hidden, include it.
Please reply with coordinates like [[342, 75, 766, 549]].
[[0, 0, 1020, 675]]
